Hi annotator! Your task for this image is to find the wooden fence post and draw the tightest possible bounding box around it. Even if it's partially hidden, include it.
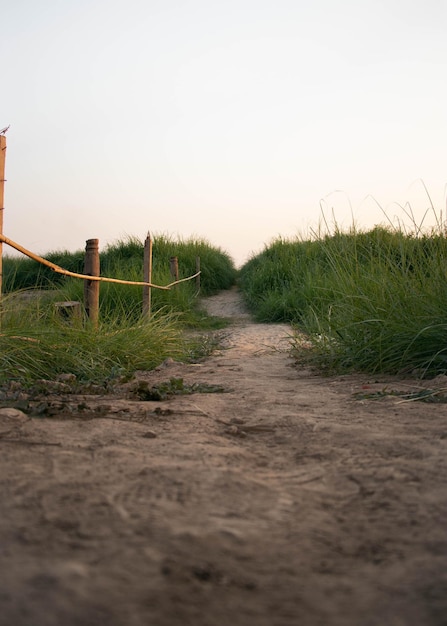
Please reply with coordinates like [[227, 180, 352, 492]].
[[143, 232, 152, 317], [0, 133, 7, 302], [84, 238, 100, 327], [169, 256, 179, 283], [195, 256, 201, 291]]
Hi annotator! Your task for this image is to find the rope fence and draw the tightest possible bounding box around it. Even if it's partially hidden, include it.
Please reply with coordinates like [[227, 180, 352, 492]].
[[0, 135, 202, 326], [0, 234, 200, 290], [0, 233, 201, 326]]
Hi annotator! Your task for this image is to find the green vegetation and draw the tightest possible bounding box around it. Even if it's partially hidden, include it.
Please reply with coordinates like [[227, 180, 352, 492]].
[[239, 222, 447, 377], [3, 234, 236, 321], [131, 377, 227, 401], [0, 298, 184, 385], [4, 216, 447, 384], [0, 235, 236, 386]]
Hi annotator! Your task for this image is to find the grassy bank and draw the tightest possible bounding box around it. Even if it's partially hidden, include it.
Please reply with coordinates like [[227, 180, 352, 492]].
[[239, 223, 447, 377], [0, 235, 236, 385], [3, 234, 236, 290]]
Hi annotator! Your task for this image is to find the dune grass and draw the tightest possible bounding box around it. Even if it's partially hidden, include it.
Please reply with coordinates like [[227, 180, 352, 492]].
[[0, 235, 236, 386], [3, 233, 236, 308], [3, 234, 237, 326], [5, 215, 447, 382], [239, 218, 447, 377], [0, 296, 186, 385]]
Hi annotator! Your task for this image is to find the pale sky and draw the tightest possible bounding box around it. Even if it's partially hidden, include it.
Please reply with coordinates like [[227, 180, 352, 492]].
[[2, 0, 446, 266]]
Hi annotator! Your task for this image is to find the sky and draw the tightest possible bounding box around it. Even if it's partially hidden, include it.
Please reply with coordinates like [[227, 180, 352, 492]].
[[2, 0, 447, 266]]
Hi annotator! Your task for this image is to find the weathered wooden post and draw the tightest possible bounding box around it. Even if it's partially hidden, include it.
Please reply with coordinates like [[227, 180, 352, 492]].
[[84, 238, 100, 327], [195, 256, 201, 291], [0, 132, 7, 302], [169, 256, 179, 283], [54, 300, 83, 323], [143, 232, 152, 317]]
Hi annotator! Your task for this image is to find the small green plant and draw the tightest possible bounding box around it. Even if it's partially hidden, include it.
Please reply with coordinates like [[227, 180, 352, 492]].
[[131, 377, 227, 401], [353, 387, 447, 403]]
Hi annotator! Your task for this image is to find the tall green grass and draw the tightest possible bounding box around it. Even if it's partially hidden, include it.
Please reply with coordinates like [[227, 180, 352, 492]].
[[1, 235, 236, 385], [239, 222, 447, 377], [3, 234, 236, 294], [0, 293, 186, 385]]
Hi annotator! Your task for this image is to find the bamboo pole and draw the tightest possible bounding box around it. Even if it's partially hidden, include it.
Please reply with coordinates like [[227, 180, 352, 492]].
[[84, 238, 100, 327], [0, 134, 6, 301], [143, 232, 153, 317]]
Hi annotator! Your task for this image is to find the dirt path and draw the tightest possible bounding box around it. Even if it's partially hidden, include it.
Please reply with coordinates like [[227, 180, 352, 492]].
[[1, 287, 447, 626]]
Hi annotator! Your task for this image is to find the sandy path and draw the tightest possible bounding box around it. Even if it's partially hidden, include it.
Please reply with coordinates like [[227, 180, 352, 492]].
[[0, 287, 446, 626]]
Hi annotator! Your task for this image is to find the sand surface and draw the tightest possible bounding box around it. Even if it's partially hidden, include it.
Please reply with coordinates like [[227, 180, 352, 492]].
[[1, 287, 446, 626]]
